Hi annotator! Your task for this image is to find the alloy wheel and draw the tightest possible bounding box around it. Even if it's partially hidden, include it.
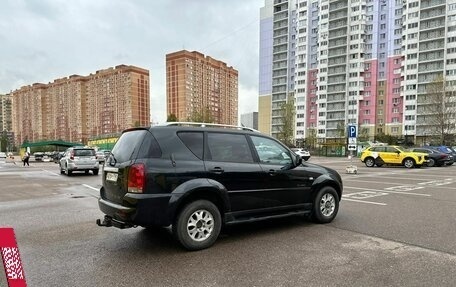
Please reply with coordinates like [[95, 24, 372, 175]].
[[186, 209, 214, 242], [320, 193, 336, 217]]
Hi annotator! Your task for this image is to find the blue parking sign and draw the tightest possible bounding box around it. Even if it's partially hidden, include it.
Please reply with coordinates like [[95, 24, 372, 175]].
[[348, 125, 357, 138]]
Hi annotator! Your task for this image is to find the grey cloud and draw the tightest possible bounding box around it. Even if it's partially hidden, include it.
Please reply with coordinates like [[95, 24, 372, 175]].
[[1, 0, 263, 122]]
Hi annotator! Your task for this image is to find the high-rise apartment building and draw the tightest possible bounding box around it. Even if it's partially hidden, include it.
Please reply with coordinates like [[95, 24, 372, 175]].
[[0, 93, 12, 132], [166, 50, 238, 125], [240, 112, 259, 130], [11, 65, 150, 145], [259, 0, 456, 145]]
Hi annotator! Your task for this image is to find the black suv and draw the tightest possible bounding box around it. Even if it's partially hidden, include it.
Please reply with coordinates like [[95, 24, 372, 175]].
[[97, 123, 343, 250]]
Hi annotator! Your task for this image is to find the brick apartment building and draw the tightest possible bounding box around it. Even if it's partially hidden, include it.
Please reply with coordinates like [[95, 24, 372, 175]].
[[166, 50, 239, 125], [11, 65, 150, 145]]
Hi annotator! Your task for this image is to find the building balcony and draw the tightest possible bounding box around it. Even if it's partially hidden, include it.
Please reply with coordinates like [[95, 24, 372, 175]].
[[420, 0, 445, 10]]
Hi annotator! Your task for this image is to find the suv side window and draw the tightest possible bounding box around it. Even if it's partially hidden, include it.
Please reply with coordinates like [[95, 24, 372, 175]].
[[207, 133, 253, 163], [371, 147, 384, 152], [385, 147, 398, 153], [250, 136, 292, 165], [178, 132, 204, 159]]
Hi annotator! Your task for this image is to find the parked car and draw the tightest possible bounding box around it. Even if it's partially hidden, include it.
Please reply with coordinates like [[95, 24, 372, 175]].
[[59, 147, 99, 175], [0, 152, 6, 159], [291, 148, 311, 161], [360, 145, 428, 168], [410, 147, 453, 167], [95, 149, 111, 164], [33, 152, 44, 161], [97, 123, 343, 250], [53, 152, 65, 163], [428, 146, 456, 165]]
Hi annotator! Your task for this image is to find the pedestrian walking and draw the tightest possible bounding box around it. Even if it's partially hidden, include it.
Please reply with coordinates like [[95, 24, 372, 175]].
[[23, 152, 30, 167], [9, 154, 16, 165]]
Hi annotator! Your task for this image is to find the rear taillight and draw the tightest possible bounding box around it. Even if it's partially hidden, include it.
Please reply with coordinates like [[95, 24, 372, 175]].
[[128, 163, 145, 193], [70, 151, 74, 160]]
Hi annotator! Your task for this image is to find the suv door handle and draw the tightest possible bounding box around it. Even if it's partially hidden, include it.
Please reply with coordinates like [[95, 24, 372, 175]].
[[211, 167, 224, 174], [268, 169, 276, 176]]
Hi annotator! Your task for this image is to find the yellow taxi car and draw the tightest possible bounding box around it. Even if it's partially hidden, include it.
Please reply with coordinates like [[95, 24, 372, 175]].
[[360, 145, 428, 168]]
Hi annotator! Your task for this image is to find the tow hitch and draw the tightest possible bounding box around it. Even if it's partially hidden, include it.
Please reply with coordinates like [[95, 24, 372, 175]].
[[96, 215, 135, 229]]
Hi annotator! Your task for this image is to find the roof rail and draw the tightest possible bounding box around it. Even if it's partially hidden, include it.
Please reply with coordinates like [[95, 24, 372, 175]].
[[161, 122, 259, 132]]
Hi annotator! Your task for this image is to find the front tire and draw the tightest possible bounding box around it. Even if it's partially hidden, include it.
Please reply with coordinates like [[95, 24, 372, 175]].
[[173, 200, 221, 251], [312, 186, 339, 224], [403, 158, 415, 168]]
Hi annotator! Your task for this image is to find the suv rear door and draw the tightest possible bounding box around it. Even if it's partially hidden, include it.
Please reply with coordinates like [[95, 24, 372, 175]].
[[204, 132, 265, 212]]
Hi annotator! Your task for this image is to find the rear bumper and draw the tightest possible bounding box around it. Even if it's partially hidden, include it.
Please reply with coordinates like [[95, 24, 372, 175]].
[[68, 162, 99, 170], [98, 191, 175, 227]]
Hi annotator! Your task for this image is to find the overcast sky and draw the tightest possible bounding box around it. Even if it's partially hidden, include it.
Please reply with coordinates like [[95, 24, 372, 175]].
[[0, 0, 263, 123]]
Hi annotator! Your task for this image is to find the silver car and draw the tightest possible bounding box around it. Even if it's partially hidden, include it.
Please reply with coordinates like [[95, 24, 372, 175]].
[[291, 148, 311, 161], [59, 147, 99, 175]]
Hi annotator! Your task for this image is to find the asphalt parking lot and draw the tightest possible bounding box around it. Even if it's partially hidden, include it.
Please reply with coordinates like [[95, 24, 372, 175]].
[[0, 157, 455, 286]]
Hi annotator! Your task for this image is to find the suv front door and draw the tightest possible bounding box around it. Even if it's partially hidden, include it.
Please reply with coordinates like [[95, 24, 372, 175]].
[[250, 135, 311, 209]]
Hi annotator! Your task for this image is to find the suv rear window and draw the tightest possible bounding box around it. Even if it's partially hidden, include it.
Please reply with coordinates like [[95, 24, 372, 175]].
[[207, 133, 253, 163], [111, 129, 161, 163], [74, 149, 95, 156], [178, 132, 204, 159]]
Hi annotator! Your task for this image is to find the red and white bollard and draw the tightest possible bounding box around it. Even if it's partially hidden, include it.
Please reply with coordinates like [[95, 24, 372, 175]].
[[0, 228, 27, 287]]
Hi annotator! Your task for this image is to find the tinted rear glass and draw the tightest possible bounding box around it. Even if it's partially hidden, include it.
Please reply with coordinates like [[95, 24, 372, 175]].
[[74, 149, 95, 156], [111, 129, 161, 163]]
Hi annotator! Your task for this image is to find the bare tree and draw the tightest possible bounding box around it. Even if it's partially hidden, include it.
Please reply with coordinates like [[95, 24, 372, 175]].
[[420, 75, 456, 145], [167, 113, 178, 122], [187, 106, 214, 123], [358, 127, 369, 142], [305, 128, 317, 149], [277, 95, 295, 147]]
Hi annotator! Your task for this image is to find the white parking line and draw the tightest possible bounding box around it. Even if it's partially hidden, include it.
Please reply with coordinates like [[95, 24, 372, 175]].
[[344, 186, 431, 197], [342, 198, 387, 205], [82, 184, 99, 191]]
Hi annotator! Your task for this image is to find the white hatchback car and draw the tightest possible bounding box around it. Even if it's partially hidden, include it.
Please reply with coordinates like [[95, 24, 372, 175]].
[[59, 147, 99, 175], [291, 148, 311, 161]]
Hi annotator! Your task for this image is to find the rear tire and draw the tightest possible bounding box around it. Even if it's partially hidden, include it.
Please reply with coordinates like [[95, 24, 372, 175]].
[[427, 158, 435, 167], [93, 169, 99, 175], [66, 165, 72, 176], [364, 157, 375, 167], [173, 200, 221, 251], [312, 186, 339, 224]]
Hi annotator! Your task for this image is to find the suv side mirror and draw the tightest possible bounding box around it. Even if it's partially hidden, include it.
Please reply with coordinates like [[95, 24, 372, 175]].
[[294, 154, 302, 166]]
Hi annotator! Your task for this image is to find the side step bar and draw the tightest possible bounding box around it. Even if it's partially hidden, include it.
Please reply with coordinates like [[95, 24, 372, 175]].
[[96, 215, 135, 229], [225, 210, 311, 226]]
